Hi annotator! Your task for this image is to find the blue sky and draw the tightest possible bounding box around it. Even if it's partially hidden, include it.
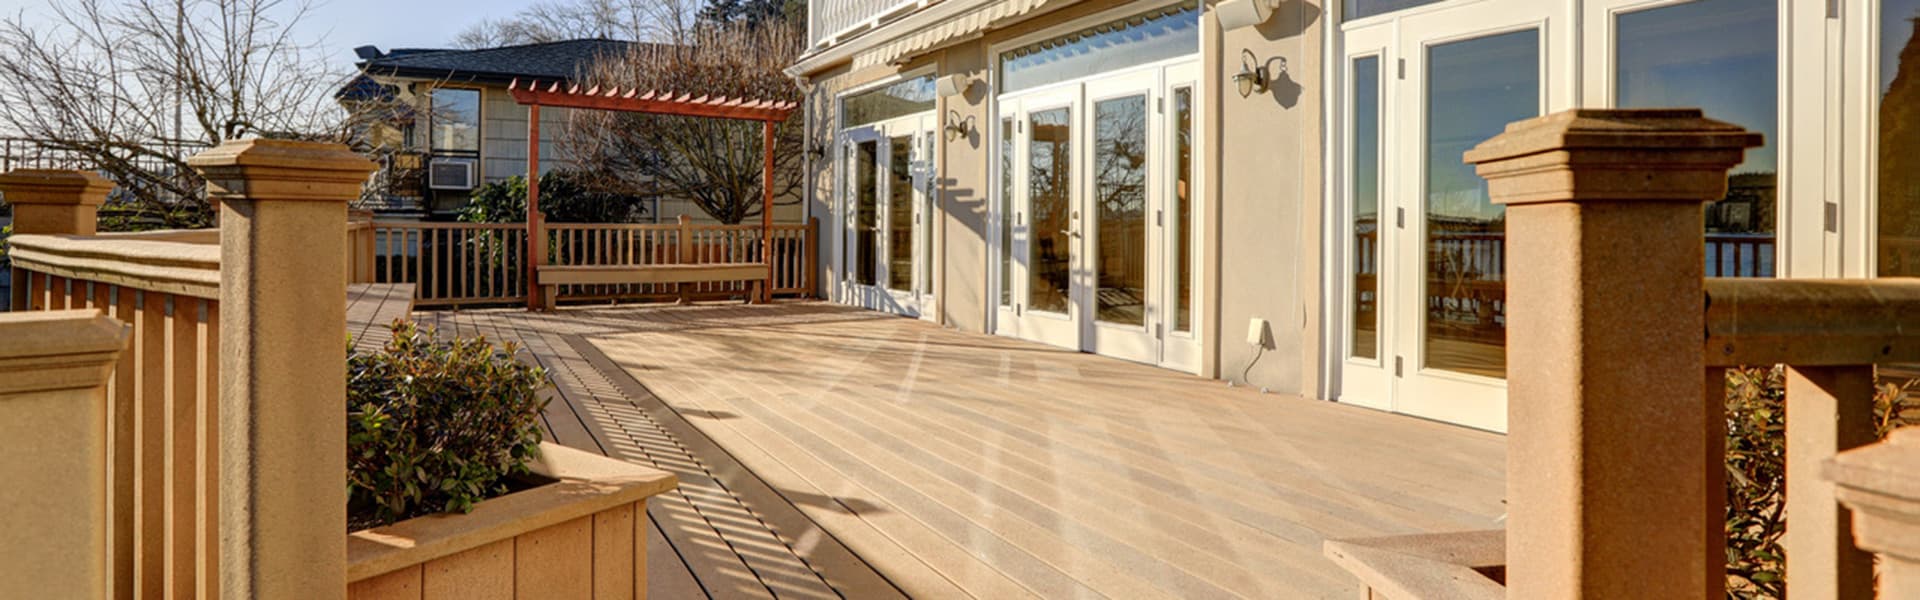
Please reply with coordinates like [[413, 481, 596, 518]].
[[0, 0, 530, 72]]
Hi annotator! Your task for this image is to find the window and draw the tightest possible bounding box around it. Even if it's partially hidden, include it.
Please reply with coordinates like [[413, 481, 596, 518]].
[[1349, 57, 1380, 359], [1173, 86, 1196, 333], [1000, 117, 1015, 308], [842, 76, 936, 129], [429, 88, 481, 154], [998, 2, 1199, 94], [1343, 0, 1445, 21]]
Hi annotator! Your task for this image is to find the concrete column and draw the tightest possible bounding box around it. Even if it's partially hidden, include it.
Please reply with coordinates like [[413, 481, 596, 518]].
[[0, 309, 130, 599], [188, 140, 373, 600], [1, 169, 114, 310], [1464, 109, 1760, 598], [1827, 428, 1920, 600]]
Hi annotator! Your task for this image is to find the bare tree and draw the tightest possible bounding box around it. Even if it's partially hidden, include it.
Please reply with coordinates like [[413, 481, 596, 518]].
[[0, 0, 350, 228], [451, 0, 700, 48], [562, 23, 803, 224]]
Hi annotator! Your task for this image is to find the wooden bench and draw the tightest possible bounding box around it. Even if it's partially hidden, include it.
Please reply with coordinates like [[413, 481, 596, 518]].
[[538, 263, 767, 309]]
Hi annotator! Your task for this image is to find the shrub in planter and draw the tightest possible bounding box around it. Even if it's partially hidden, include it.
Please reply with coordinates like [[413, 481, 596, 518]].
[[1723, 366, 1920, 598], [347, 321, 551, 528]]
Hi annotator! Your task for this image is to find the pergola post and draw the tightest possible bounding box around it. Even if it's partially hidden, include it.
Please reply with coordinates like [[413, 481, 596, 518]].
[[762, 119, 775, 304], [527, 102, 545, 311]]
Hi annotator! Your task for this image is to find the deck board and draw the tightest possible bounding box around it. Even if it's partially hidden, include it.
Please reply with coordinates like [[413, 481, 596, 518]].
[[413, 302, 1507, 599]]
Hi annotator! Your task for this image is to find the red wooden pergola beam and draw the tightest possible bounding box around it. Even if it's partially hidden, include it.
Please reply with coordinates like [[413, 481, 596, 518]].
[[508, 79, 797, 123], [509, 78, 796, 310]]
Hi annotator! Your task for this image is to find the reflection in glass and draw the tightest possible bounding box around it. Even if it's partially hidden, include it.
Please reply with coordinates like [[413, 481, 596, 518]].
[[1424, 29, 1536, 379], [922, 132, 935, 292], [1351, 56, 1381, 360], [1617, 0, 1777, 278], [1000, 117, 1015, 307], [1094, 95, 1149, 326], [855, 141, 879, 286], [430, 88, 481, 152], [999, 2, 1199, 94], [1878, 1, 1920, 276], [1029, 108, 1073, 314], [1173, 87, 1195, 333], [842, 76, 937, 128], [888, 135, 914, 292]]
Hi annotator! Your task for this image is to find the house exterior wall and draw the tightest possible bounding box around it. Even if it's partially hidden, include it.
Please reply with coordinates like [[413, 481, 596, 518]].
[[479, 86, 575, 184]]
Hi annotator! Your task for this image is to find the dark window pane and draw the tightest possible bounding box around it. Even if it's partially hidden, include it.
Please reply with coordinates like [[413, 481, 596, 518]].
[[1028, 107, 1072, 314], [856, 141, 879, 286], [1351, 56, 1381, 360], [1878, 1, 1920, 276], [1424, 29, 1537, 379], [1343, 0, 1445, 21], [1094, 95, 1148, 326], [1617, 0, 1778, 278], [430, 88, 480, 153], [888, 135, 914, 291]]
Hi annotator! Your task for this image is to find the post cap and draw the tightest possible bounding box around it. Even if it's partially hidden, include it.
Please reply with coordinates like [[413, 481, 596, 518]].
[[1464, 109, 1764, 206], [0, 309, 131, 395], [187, 139, 376, 203], [0, 169, 115, 207]]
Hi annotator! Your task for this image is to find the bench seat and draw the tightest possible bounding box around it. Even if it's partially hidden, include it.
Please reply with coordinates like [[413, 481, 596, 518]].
[[538, 263, 767, 308]]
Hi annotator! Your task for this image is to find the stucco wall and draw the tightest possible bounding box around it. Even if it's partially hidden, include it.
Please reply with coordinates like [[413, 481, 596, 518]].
[[1211, 2, 1325, 394], [934, 41, 992, 333]]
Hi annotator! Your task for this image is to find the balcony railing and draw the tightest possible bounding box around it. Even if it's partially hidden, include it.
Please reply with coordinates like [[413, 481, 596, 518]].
[[810, 0, 926, 47]]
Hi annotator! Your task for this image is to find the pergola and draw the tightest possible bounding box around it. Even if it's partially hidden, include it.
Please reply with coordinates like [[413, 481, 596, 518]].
[[507, 79, 799, 310]]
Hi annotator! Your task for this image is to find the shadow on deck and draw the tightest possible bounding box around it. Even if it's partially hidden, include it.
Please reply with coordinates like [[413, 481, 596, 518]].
[[411, 302, 1506, 599]]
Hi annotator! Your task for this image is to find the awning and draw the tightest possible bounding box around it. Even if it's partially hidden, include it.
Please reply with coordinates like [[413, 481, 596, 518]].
[[850, 0, 1065, 70]]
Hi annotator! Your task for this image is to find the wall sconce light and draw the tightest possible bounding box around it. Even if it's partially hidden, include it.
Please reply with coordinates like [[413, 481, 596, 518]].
[[936, 74, 974, 98], [1216, 0, 1276, 31], [1234, 49, 1288, 98], [943, 110, 976, 142]]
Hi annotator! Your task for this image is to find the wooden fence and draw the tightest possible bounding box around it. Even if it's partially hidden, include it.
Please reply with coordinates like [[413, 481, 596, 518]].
[[9, 230, 223, 599], [353, 218, 817, 307]]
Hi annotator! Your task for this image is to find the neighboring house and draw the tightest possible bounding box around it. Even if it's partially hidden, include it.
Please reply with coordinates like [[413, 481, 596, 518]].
[[787, 0, 1920, 432], [343, 39, 805, 225], [343, 39, 628, 219]]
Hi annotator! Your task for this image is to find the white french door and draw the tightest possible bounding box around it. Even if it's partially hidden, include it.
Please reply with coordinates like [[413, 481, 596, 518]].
[[838, 113, 936, 318], [1338, 0, 1566, 432], [993, 61, 1201, 371]]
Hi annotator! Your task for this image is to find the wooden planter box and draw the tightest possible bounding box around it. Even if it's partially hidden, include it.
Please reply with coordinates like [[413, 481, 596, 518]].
[[346, 443, 677, 600]]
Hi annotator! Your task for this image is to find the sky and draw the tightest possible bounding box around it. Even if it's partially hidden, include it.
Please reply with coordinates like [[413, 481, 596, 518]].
[[0, 0, 536, 72]]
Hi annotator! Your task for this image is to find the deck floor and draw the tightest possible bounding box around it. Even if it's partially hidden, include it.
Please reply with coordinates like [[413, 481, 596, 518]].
[[413, 302, 1507, 599]]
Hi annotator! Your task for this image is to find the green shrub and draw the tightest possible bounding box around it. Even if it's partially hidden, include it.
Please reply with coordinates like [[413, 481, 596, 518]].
[[459, 169, 649, 224], [1724, 367, 1920, 598], [346, 321, 551, 527]]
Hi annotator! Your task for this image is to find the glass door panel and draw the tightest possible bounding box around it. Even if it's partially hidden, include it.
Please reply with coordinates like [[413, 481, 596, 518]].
[[1092, 94, 1150, 326], [887, 134, 914, 292], [1421, 28, 1536, 380], [1614, 0, 1778, 278], [855, 139, 880, 287], [1351, 54, 1383, 362], [1878, 0, 1920, 276], [1028, 107, 1075, 315]]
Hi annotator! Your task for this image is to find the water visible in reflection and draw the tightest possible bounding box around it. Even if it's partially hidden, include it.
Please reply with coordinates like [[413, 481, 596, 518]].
[[1094, 95, 1149, 326], [1423, 29, 1537, 380], [1029, 108, 1073, 314], [1880, 2, 1920, 276], [1617, 0, 1778, 278]]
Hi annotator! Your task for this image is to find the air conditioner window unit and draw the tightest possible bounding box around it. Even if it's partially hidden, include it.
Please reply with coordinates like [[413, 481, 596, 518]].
[[428, 158, 477, 190]]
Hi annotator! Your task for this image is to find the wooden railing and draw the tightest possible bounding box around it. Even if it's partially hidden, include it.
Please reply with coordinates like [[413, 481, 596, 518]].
[[8, 229, 223, 600], [355, 217, 817, 307]]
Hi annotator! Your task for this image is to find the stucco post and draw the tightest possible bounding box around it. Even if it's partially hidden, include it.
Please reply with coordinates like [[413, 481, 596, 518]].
[[0, 309, 130, 599], [189, 140, 374, 600], [1826, 427, 1920, 599], [1, 169, 114, 310], [1463, 109, 1760, 598]]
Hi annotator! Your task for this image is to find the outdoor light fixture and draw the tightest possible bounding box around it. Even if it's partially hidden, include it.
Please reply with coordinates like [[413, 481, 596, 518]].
[[1216, 0, 1276, 31], [944, 110, 976, 142], [1234, 49, 1288, 98]]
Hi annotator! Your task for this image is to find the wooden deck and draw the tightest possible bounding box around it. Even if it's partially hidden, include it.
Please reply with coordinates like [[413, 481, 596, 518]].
[[410, 302, 1507, 599]]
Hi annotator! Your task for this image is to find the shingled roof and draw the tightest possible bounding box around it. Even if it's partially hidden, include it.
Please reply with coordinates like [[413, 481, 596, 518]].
[[355, 39, 642, 86]]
